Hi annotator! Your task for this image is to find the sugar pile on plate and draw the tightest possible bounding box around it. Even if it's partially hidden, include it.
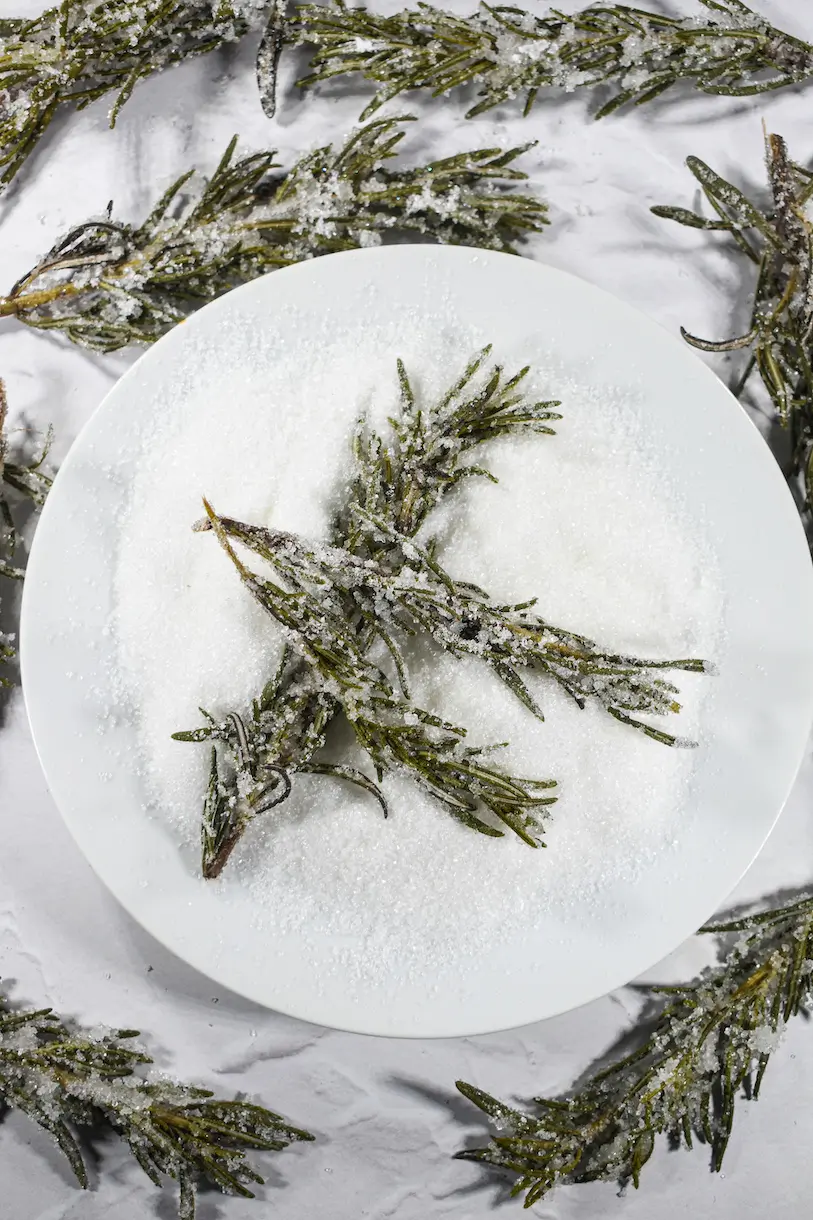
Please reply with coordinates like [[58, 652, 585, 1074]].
[[113, 318, 724, 993]]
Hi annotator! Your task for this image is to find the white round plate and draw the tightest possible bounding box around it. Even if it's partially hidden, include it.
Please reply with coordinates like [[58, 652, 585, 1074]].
[[22, 246, 813, 1037]]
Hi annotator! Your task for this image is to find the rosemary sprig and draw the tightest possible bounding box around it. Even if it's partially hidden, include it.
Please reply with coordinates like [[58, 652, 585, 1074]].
[[0, 378, 53, 571], [0, 0, 270, 192], [653, 129, 813, 513], [0, 117, 546, 353], [199, 497, 558, 850], [178, 348, 705, 876], [455, 893, 813, 1205], [0, 628, 12, 676], [176, 347, 561, 877], [277, 0, 813, 122], [209, 508, 706, 747], [0, 378, 52, 681], [0, 990, 313, 1219], [338, 347, 559, 545]]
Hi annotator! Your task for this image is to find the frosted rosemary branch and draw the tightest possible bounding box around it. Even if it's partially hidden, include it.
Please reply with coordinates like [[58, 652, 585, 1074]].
[[455, 893, 813, 1204], [337, 346, 559, 545], [0, 630, 12, 676], [0, 378, 52, 680], [0, 116, 546, 353], [175, 347, 561, 877], [275, 0, 813, 122], [653, 129, 813, 514], [198, 497, 558, 851], [0, 991, 313, 1219], [334, 353, 707, 741], [209, 508, 706, 747], [0, 378, 52, 572], [178, 348, 705, 876], [0, 0, 272, 192]]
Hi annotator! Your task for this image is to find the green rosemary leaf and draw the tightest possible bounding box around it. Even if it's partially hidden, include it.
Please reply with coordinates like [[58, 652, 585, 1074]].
[[0, 559, 24, 582], [171, 727, 216, 743], [9, 1088, 90, 1187], [649, 205, 735, 232], [681, 325, 758, 353], [0, 1, 270, 191], [278, 0, 813, 122], [338, 345, 562, 545], [201, 744, 231, 873], [455, 892, 813, 1201], [299, 761, 390, 816], [256, 0, 287, 117], [0, 990, 314, 1219], [684, 155, 782, 248], [0, 118, 547, 352]]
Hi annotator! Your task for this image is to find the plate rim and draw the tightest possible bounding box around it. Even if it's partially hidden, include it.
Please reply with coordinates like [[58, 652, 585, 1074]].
[[21, 243, 813, 1037]]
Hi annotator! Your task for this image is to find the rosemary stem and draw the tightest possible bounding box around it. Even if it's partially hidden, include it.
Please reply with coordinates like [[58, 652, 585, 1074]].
[[0, 283, 82, 315], [204, 828, 243, 880]]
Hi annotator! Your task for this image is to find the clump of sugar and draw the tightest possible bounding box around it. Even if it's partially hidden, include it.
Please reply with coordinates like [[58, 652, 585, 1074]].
[[112, 316, 725, 993]]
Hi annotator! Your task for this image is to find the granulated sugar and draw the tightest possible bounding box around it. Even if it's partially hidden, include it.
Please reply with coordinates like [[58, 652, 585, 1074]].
[[113, 318, 724, 993]]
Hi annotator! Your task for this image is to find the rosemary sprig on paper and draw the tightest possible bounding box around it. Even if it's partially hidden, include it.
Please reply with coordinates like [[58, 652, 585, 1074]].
[[455, 893, 813, 1205], [653, 129, 813, 513], [0, 0, 271, 192], [0, 378, 52, 680], [0, 117, 545, 352], [275, 0, 813, 122], [0, 990, 313, 1220], [0, 378, 52, 574], [176, 348, 562, 876]]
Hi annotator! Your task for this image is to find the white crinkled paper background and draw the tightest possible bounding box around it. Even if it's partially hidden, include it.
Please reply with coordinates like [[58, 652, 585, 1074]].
[[2, 1, 813, 1217]]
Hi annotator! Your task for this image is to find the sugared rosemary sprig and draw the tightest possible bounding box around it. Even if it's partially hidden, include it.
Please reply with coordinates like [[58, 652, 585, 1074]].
[[176, 347, 562, 877], [0, 116, 545, 352], [653, 129, 813, 513], [275, 0, 813, 122], [0, 989, 313, 1219], [209, 507, 706, 747], [198, 497, 558, 854], [0, 378, 52, 573], [0, 378, 52, 680], [337, 347, 559, 545], [455, 893, 813, 1205], [178, 348, 705, 877], [0, 628, 12, 677], [0, 1, 271, 192], [338, 351, 707, 739]]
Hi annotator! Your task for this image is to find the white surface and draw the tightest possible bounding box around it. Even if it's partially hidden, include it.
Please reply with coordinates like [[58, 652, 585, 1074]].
[[2, 0, 813, 1213], [21, 245, 813, 1036]]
